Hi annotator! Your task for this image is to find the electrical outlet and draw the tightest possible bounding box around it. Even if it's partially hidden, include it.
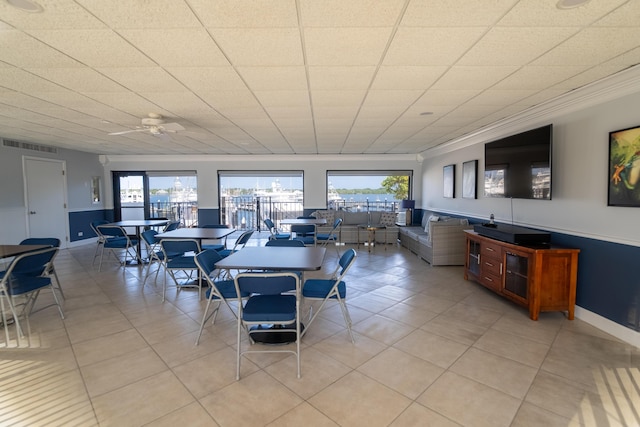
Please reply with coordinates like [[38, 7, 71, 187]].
[[78, 231, 83, 237]]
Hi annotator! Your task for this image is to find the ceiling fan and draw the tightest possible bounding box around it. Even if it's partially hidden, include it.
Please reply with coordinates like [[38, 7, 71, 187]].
[[108, 113, 185, 139]]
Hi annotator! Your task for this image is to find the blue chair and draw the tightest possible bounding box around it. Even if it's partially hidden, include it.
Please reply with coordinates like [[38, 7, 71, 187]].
[[18, 238, 64, 300], [96, 225, 139, 271], [302, 248, 357, 343], [194, 249, 250, 345], [315, 217, 342, 256], [0, 247, 64, 346], [264, 218, 291, 240], [233, 272, 302, 379], [141, 230, 166, 286], [160, 239, 202, 301], [218, 229, 254, 258], [264, 239, 304, 247], [200, 224, 230, 252], [292, 224, 316, 246], [90, 219, 110, 264]]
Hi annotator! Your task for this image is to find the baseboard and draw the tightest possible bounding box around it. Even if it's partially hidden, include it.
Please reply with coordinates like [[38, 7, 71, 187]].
[[575, 306, 639, 349]]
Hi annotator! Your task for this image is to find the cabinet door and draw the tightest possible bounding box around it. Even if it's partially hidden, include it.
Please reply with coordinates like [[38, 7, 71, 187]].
[[467, 239, 481, 276], [503, 251, 528, 302]]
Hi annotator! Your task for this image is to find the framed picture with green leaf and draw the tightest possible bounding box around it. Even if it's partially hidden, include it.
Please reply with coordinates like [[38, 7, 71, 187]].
[[608, 125, 640, 207]]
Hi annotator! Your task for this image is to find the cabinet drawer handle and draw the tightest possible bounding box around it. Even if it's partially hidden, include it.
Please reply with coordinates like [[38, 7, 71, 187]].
[[500, 263, 503, 274], [485, 262, 494, 267], [484, 276, 493, 282], [486, 247, 495, 252]]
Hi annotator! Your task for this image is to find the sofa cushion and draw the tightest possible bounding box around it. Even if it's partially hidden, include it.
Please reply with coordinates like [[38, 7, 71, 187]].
[[380, 212, 396, 226], [428, 218, 469, 243], [342, 211, 368, 225]]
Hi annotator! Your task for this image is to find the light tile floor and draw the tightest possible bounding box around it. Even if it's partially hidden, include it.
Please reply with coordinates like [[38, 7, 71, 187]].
[[1, 232, 639, 426]]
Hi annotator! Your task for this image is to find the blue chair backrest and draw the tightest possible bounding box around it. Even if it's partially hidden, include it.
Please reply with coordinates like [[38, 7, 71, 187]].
[[202, 224, 229, 229], [235, 272, 298, 295], [236, 230, 254, 246], [91, 220, 109, 236], [195, 249, 224, 276], [9, 247, 57, 278], [291, 224, 314, 234], [339, 249, 357, 274], [161, 239, 199, 257], [97, 225, 126, 238], [164, 221, 181, 232], [264, 218, 275, 230], [332, 218, 343, 229], [20, 238, 60, 248], [265, 239, 304, 247], [141, 229, 158, 246]]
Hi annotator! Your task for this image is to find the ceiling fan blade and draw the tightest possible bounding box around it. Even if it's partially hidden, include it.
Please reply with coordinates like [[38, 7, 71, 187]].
[[108, 128, 146, 136], [160, 122, 185, 132]]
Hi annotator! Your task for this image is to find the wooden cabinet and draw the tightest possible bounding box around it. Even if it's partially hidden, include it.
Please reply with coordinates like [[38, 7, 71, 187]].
[[464, 231, 579, 320]]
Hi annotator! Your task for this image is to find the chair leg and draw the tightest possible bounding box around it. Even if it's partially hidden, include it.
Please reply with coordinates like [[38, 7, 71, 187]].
[[195, 299, 220, 345], [51, 268, 65, 300]]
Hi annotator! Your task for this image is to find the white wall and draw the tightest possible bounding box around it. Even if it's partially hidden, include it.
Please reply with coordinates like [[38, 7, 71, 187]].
[[420, 67, 640, 247], [100, 154, 423, 210]]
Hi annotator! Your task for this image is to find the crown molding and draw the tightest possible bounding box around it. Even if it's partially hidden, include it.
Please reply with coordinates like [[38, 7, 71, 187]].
[[422, 64, 640, 159], [102, 153, 420, 164]]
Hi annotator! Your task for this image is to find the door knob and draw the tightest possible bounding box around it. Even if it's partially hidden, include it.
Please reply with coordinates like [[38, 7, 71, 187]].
[[29, 211, 36, 214]]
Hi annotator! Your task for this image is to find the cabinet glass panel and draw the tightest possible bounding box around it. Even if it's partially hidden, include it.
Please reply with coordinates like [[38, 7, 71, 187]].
[[504, 252, 528, 299], [468, 240, 480, 276]]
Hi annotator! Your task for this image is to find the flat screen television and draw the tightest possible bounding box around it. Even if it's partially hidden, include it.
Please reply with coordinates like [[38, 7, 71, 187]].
[[484, 124, 552, 200]]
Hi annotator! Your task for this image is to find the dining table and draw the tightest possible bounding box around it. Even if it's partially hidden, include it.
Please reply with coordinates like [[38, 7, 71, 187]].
[[215, 245, 326, 344], [0, 244, 50, 259], [155, 227, 236, 248], [107, 219, 169, 263]]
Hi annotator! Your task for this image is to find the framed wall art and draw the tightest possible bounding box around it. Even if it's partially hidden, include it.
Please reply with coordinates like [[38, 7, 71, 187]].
[[608, 125, 640, 207], [443, 164, 455, 198], [462, 160, 478, 199]]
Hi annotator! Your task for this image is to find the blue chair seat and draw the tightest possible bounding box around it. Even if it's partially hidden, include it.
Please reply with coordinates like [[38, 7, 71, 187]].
[[293, 236, 315, 246], [166, 256, 196, 269], [204, 279, 250, 300], [5, 275, 51, 295], [242, 294, 296, 322], [202, 244, 225, 251], [302, 279, 346, 299], [104, 237, 135, 248]]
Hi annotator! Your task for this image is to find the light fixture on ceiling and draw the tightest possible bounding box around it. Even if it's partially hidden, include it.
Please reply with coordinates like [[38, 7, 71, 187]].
[[556, 0, 591, 9], [6, 0, 43, 12]]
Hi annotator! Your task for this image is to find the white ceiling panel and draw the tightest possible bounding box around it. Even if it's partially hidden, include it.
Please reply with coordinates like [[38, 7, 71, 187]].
[[0, 0, 638, 155], [119, 29, 230, 67]]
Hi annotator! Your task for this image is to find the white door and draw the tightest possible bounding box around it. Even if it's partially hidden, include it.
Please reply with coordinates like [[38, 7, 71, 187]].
[[24, 157, 68, 247]]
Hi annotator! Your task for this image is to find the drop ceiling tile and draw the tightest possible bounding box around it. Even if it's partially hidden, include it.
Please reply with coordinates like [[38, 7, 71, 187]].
[[603, 47, 640, 66], [431, 66, 519, 90], [402, 0, 518, 26], [97, 67, 187, 92], [551, 65, 632, 91], [136, 92, 218, 117], [168, 67, 248, 91], [371, 66, 448, 90], [76, 0, 200, 29], [311, 91, 366, 106], [27, 67, 126, 92], [491, 65, 589, 90], [512, 89, 568, 107], [413, 90, 481, 107], [305, 27, 393, 66], [188, 0, 298, 28], [312, 105, 359, 119], [595, 1, 640, 27], [300, 0, 405, 27], [119, 29, 230, 67], [308, 66, 376, 90], [254, 91, 311, 107], [264, 105, 313, 119], [458, 27, 578, 66], [28, 30, 155, 67], [532, 28, 640, 66], [0, 68, 63, 93], [237, 67, 308, 91], [82, 92, 169, 116], [1, 0, 106, 30], [363, 90, 422, 107], [462, 90, 538, 106], [0, 30, 81, 68], [384, 27, 485, 66], [197, 90, 261, 109], [498, 0, 628, 26], [212, 28, 303, 66]]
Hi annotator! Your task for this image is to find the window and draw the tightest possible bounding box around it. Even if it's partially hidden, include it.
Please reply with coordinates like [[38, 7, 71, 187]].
[[219, 171, 304, 229], [327, 171, 411, 211]]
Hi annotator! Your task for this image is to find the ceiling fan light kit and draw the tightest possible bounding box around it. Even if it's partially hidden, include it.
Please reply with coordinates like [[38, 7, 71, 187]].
[[108, 113, 184, 138]]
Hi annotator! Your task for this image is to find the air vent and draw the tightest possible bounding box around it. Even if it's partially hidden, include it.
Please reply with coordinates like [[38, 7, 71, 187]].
[[2, 138, 58, 154]]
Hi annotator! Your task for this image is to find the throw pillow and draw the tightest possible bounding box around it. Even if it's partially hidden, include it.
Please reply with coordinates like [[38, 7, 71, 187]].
[[424, 215, 439, 233], [315, 210, 335, 223], [380, 212, 396, 226]]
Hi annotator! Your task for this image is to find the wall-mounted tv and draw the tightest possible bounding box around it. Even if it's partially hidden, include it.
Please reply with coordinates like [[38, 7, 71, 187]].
[[484, 124, 552, 200]]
